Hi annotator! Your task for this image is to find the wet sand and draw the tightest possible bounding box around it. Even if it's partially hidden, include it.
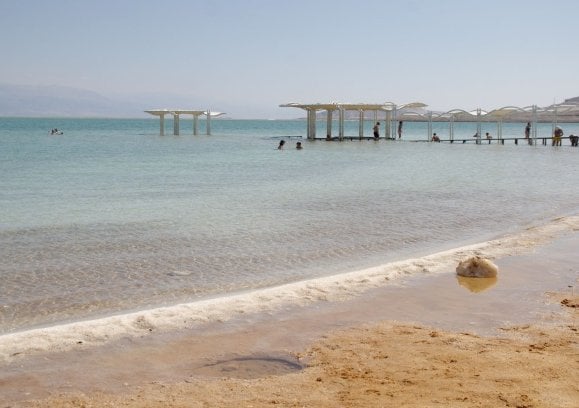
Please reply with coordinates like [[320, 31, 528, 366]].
[[1, 232, 578, 407]]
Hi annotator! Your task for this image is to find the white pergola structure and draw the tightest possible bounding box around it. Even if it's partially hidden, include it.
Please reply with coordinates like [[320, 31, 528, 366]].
[[387, 106, 532, 143], [279, 102, 427, 140], [540, 103, 579, 135], [145, 109, 226, 136], [435, 103, 579, 144], [483, 106, 535, 143], [281, 101, 579, 144]]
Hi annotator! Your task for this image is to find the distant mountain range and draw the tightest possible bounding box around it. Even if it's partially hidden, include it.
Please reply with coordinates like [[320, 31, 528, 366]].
[[0, 84, 238, 118], [0, 84, 140, 117], [0, 84, 294, 119], [2, 84, 577, 121]]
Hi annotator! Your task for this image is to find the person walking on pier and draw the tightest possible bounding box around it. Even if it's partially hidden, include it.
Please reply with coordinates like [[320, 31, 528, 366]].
[[373, 122, 380, 139], [397, 121, 403, 139], [278, 140, 285, 150]]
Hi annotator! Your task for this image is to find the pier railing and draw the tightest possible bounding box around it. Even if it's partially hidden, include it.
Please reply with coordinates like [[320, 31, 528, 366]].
[[316, 135, 578, 147]]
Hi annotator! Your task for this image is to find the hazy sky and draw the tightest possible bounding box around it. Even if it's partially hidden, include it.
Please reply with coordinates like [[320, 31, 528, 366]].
[[1, 0, 578, 118]]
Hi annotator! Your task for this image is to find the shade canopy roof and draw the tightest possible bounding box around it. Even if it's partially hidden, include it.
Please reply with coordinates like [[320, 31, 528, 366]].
[[280, 101, 579, 121], [279, 102, 427, 111], [145, 109, 225, 117]]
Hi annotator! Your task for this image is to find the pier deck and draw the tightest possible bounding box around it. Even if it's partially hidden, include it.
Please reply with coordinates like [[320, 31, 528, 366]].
[[313, 136, 577, 146]]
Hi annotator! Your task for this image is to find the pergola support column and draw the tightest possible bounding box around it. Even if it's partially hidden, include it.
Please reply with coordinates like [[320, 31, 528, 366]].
[[193, 115, 199, 135], [173, 113, 180, 135], [159, 114, 165, 136], [532, 105, 538, 145], [311, 109, 318, 139], [552, 105, 558, 137], [358, 110, 364, 139], [476, 108, 482, 144], [326, 110, 333, 138], [206, 110, 211, 135], [450, 115, 454, 141], [306, 109, 315, 140], [339, 108, 344, 140], [391, 107, 397, 140], [427, 111, 433, 141]]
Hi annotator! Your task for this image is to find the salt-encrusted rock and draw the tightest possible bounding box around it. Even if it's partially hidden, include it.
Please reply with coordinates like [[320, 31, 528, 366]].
[[456, 256, 498, 278]]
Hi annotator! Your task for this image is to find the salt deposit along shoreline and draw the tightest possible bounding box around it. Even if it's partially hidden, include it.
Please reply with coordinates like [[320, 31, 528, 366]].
[[0, 216, 578, 405], [1, 215, 578, 364]]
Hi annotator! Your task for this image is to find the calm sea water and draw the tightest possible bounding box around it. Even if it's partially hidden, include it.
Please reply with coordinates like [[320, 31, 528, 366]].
[[1, 117, 579, 334]]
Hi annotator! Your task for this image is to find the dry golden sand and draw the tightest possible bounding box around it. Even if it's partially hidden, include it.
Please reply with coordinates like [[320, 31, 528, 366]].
[[27, 302, 577, 407], [23, 296, 579, 406]]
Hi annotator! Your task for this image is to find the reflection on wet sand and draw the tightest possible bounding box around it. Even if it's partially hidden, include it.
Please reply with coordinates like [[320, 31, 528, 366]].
[[456, 276, 497, 293]]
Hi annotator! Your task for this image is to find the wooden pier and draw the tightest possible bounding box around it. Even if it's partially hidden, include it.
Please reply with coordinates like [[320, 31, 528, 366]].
[[431, 136, 576, 146], [315, 135, 578, 145]]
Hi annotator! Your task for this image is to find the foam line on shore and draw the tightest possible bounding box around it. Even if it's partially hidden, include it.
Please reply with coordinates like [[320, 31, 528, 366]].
[[1, 215, 578, 363]]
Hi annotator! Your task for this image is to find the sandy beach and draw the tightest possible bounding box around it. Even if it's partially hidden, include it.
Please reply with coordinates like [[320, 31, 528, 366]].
[[1, 223, 578, 407]]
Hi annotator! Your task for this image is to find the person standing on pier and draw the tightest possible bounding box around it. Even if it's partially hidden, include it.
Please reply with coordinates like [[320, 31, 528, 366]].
[[525, 122, 531, 139], [553, 127, 563, 146], [398, 121, 403, 139], [373, 122, 380, 139]]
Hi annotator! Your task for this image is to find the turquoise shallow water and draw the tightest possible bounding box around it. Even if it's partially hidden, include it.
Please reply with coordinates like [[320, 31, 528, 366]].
[[1, 117, 579, 333]]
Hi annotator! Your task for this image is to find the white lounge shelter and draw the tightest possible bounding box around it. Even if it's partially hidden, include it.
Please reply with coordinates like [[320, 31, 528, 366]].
[[145, 109, 226, 136], [280, 102, 426, 140]]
